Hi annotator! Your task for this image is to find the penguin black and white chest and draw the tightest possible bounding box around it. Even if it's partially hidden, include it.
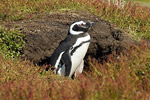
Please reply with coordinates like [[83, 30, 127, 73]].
[[49, 20, 94, 78]]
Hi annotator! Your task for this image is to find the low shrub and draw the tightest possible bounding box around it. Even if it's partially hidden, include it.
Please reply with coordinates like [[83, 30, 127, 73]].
[[0, 27, 25, 57]]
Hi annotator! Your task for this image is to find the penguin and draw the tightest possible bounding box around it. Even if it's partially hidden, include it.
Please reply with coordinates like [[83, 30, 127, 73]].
[[49, 20, 94, 78]]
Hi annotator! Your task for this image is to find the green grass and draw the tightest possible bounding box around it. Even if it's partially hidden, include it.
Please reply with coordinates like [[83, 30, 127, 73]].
[[136, 1, 150, 7], [0, 0, 85, 21], [125, 0, 150, 7], [134, 0, 150, 2], [125, 0, 150, 2]]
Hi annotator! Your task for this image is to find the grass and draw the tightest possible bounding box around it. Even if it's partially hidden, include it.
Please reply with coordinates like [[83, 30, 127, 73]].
[[0, 42, 150, 100], [125, 0, 150, 7], [0, 0, 149, 39], [0, 0, 150, 99], [125, 0, 150, 2], [0, 0, 85, 21], [135, 1, 150, 7]]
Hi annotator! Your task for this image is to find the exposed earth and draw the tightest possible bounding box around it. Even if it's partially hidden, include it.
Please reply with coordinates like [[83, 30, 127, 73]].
[[1, 11, 134, 64]]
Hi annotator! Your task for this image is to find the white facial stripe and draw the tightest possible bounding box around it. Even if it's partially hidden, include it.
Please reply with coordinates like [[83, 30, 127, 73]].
[[69, 21, 86, 35], [54, 51, 64, 69]]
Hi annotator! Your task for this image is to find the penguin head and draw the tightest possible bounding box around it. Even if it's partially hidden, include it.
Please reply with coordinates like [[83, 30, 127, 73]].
[[69, 21, 94, 35]]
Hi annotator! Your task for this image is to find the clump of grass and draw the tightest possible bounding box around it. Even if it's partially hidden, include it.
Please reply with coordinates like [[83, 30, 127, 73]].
[[0, 42, 150, 100], [0, 0, 85, 21], [84, 0, 150, 39], [0, 27, 25, 57], [87, 41, 150, 99]]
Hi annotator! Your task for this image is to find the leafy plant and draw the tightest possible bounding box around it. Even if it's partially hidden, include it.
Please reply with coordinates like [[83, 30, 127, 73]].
[[0, 27, 25, 57]]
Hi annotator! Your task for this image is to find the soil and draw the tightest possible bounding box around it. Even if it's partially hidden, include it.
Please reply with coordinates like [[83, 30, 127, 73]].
[[1, 11, 134, 64]]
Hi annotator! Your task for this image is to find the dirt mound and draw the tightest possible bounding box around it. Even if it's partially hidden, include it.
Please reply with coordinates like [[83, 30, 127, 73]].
[[1, 11, 134, 64]]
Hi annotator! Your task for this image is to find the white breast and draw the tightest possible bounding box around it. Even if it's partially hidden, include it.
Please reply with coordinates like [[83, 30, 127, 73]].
[[69, 34, 90, 77]]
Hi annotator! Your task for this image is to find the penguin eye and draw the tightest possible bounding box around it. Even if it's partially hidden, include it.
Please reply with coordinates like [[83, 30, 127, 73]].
[[80, 23, 84, 26]]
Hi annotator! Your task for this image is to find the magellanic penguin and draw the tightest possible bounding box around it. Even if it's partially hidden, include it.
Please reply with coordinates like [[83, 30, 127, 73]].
[[49, 21, 94, 78]]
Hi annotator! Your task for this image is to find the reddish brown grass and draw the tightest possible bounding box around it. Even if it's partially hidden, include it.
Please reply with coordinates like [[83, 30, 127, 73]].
[[0, 41, 150, 100]]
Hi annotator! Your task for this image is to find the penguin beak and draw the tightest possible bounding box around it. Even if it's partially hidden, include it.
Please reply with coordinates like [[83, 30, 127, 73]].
[[86, 22, 94, 27], [89, 22, 94, 26]]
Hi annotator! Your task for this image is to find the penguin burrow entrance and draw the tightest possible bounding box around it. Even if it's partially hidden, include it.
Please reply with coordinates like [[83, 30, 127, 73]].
[[1, 11, 134, 64]]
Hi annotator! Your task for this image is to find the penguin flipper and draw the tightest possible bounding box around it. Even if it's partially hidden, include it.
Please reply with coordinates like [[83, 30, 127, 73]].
[[61, 49, 72, 77], [49, 37, 73, 66]]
